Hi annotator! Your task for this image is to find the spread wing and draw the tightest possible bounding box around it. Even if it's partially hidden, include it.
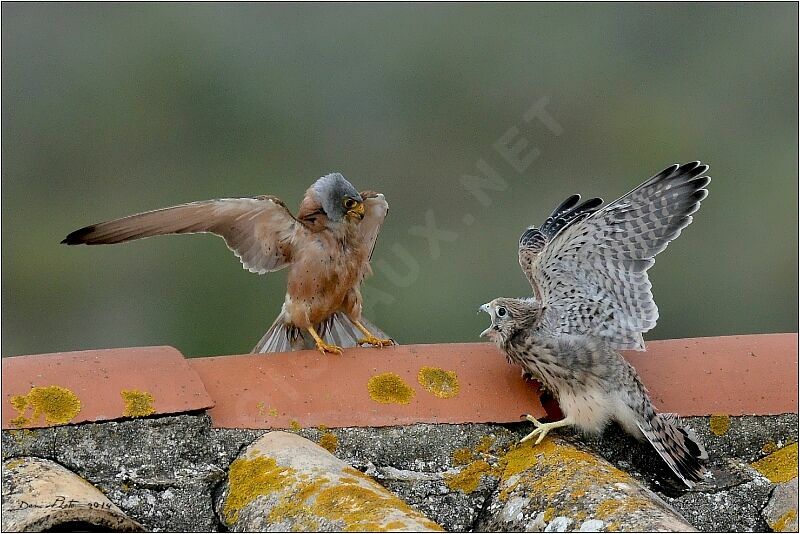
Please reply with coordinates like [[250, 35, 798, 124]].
[[518, 162, 711, 350], [62, 196, 297, 274], [358, 191, 389, 263]]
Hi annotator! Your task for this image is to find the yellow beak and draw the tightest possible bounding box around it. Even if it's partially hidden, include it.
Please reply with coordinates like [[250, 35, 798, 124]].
[[347, 203, 366, 219]]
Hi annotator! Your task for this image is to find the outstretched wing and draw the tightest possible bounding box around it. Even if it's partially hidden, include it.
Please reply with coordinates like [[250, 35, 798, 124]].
[[62, 196, 297, 274], [519, 162, 711, 350], [358, 191, 389, 264]]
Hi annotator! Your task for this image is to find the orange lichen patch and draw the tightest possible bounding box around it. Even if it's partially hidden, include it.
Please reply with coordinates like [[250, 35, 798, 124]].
[[121, 390, 155, 417], [751, 442, 798, 483], [417, 367, 460, 399], [9, 386, 81, 427], [709, 414, 730, 436], [367, 373, 415, 405], [319, 432, 339, 453], [444, 460, 493, 493], [223, 453, 296, 523], [771, 509, 798, 532], [451, 448, 474, 466]]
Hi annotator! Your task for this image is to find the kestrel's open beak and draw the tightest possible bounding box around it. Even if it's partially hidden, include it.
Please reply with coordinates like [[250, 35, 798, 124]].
[[478, 303, 493, 338], [347, 202, 366, 220]]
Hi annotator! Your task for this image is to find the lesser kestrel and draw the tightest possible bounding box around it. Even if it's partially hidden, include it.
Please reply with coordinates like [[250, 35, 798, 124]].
[[480, 161, 712, 487], [63, 173, 394, 355]]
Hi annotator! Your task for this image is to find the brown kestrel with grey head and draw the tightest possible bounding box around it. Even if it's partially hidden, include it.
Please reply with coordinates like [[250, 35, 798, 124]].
[[63, 173, 394, 355], [480, 162, 712, 487]]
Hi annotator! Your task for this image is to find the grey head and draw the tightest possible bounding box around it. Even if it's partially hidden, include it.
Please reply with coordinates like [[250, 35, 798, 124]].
[[311, 173, 364, 222], [479, 297, 545, 343]]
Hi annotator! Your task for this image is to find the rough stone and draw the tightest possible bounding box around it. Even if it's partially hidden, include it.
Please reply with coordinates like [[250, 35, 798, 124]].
[[216, 431, 443, 531], [574, 414, 799, 496], [762, 477, 798, 532], [578, 518, 605, 531], [48, 414, 226, 532], [666, 471, 773, 532], [2, 457, 142, 532], [2, 427, 57, 460], [1, 414, 796, 532], [475, 436, 695, 532]]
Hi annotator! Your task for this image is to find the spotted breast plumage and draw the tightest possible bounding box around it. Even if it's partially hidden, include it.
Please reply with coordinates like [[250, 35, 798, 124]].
[[62, 172, 394, 355], [480, 161, 712, 487]]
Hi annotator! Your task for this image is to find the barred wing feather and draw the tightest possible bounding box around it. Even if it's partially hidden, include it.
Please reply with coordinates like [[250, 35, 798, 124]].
[[519, 162, 711, 350]]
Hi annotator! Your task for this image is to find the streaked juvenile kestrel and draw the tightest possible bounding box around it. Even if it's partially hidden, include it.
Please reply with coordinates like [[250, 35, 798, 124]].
[[480, 161, 711, 487], [63, 173, 394, 355]]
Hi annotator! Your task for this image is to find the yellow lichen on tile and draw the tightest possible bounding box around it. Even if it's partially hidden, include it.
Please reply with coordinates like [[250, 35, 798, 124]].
[[771, 509, 797, 532], [223, 452, 297, 523], [9, 385, 81, 427], [474, 435, 495, 454], [497, 438, 633, 503], [444, 460, 493, 493], [367, 373, 415, 405], [121, 390, 155, 417], [451, 448, 473, 466], [290, 420, 302, 431], [319, 432, 339, 453], [224, 452, 441, 531], [709, 414, 730, 436], [416, 367, 460, 399], [343, 466, 368, 479], [257, 403, 280, 418], [543, 507, 556, 522], [594, 496, 655, 520], [312, 483, 439, 531], [762, 441, 779, 455], [751, 442, 798, 483], [267, 475, 330, 529], [6, 458, 25, 469], [7, 429, 35, 445]]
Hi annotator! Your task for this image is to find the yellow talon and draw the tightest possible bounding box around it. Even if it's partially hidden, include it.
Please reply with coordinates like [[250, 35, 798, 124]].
[[307, 326, 343, 355], [357, 335, 395, 348], [520, 414, 572, 445], [353, 320, 395, 348]]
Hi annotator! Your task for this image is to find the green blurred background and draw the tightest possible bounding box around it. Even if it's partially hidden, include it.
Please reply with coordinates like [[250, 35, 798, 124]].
[[3, 3, 797, 357]]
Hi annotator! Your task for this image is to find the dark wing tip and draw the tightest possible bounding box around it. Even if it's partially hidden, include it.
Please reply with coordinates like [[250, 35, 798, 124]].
[[61, 225, 96, 245], [519, 227, 547, 252]]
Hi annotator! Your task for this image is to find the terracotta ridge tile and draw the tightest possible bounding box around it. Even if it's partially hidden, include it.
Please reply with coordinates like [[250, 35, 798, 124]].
[[2, 346, 214, 429]]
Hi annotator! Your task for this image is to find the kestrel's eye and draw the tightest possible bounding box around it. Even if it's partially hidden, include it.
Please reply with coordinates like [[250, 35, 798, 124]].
[[496, 306, 507, 317], [344, 198, 358, 209]]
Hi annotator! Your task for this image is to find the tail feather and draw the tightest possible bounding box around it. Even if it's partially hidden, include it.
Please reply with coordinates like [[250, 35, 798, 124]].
[[637, 413, 708, 488], [251, 312, 393, 354]]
